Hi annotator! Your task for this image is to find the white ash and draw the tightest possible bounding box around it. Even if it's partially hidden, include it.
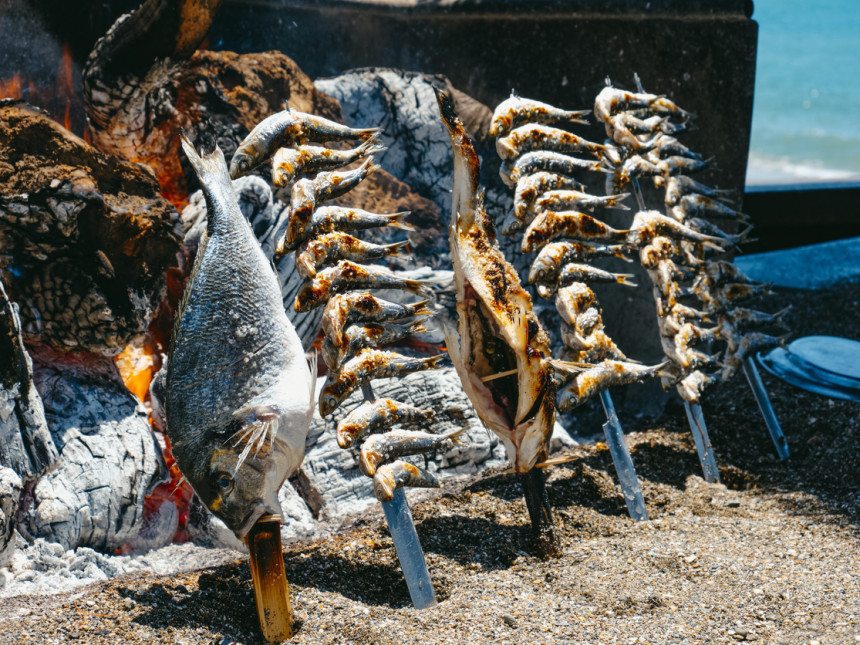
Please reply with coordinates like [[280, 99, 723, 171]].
[[21, 351, 165, 553], [0, 534, 240, 599], [0, 467, 22, 567]]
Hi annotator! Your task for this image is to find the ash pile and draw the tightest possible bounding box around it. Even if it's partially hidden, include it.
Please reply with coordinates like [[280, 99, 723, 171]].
[[0, 0, 586, 597]]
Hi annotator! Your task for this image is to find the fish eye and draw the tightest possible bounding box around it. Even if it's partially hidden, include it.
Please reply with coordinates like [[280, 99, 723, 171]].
[[214, 469, 234, 495]]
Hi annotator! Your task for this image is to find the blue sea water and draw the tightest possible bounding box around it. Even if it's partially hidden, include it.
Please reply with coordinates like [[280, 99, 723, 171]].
[[747, 0, 860, 184]]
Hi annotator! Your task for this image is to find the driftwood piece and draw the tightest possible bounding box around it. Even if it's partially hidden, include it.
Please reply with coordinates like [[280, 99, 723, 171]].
[[0, 282, 58, 480], [0, 101, 181, 355], [21, 347, 166, 551]]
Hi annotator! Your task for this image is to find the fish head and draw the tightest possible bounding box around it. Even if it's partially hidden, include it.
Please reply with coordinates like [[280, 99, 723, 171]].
[[197, 440, 288, 540], [172, 384, 313, 540], [229, 143, 265, 180]]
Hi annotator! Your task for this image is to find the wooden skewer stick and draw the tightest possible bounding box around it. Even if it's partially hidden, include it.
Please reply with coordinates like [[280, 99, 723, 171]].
[[246, 515, 293, 642], [480, 368, 519, 382]]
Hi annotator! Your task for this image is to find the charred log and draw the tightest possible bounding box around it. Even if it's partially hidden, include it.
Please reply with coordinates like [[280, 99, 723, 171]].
[[21, 346, 166, 551], [0, 466, 23, 566], [0, 282, 58, 480], [85, 13, 342, 205], [82, 0, 223, 132], [0, 101, 181, 355]]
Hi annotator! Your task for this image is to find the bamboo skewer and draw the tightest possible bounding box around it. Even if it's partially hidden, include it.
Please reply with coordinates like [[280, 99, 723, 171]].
[[246, 515, 293, 642]]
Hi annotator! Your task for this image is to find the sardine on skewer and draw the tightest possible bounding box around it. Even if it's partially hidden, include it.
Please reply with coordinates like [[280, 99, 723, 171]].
[[295, 261, 432, 313], [594, 86, 693, 125], [359, 428, 467, 477], [513, 171, 585, 221], [536, 189, 630, 214], [490, 94, 590, 138], [336, 398, 437, 449], [322, 293, 432, 345], [276, 207, 414, 255], [528, 241, 631, 285], [311, 158, 379, 203], [373, 460, 441, 503], [272, 137, 384, 187], [296, 232, 408, 279], [554, 359, 667, 411], [321, 319, 428, 371], [496, 124, 605, 161], [501, 151, 604, 189], [438, 88, 556, 474], [522, 210, 629, 253], [668, 194, 749, 223], [229, 107, 379, 178], [320, 349, 445, 416], [656, 175, 736, 207], [556, 263, 637, 289], [627, 211, 727, 249]]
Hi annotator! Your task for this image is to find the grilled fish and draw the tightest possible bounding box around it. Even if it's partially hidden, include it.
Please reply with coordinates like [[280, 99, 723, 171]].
[[437, 88, 556, 474], [167, 136, 315, 539]]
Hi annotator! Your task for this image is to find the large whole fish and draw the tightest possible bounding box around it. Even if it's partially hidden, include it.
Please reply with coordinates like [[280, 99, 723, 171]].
[[436, 88, 555, 474], [166, 135, 315, 539]]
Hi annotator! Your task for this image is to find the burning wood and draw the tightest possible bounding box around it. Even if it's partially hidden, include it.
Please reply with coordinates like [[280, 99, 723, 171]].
[[0, 101, 181, 355]]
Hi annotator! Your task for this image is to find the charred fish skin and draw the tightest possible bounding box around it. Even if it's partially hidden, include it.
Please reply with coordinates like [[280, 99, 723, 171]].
[[322, 293, 431, 347], [373, 460, 441, 503], [167, 135, 314, 539], [320, 349, 445, 417], [437, 87, 556, 474], [359, 427, 466, 477], [295, 232, 407, 279], [294, 261, 431, 313], [336, 398, 437, 449], [229, 108, 379, 179]]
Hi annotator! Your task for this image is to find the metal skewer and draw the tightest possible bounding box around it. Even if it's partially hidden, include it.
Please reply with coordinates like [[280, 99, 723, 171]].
[[362, 382, 437, 608], [599, 390, 648, 520], [743, 356, 790, 459], [630, 176, 721, 483]]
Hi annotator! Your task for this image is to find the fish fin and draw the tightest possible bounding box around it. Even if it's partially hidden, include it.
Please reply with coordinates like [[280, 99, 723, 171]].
[[444, 426, 470, 446], [387, 211, 415, 231], [534, 453, 579, 468], [385, 240, 410, 257], [609, 193, 631, 210]]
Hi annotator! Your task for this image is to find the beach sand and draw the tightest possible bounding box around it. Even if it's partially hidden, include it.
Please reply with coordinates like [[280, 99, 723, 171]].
[[0, 282, 858, 644]]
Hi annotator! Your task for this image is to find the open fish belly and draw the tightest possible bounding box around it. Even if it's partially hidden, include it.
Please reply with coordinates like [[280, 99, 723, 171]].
[[438, 88, 555, 473]]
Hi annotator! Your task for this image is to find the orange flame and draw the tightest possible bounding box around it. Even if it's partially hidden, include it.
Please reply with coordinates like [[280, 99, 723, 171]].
[[0, 74, 22, 99]]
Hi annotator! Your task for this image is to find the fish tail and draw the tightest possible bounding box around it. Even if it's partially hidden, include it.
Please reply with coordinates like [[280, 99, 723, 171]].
[[422, 353, 447, 369], [180, 130, 231, 187], [608, 193, 631, 210], [618, 274, 638, 287], [407, 299, 433, 318], [385, 211, 415, 231], [355, 127, 382, 141], [385, 240, 411, 257], [444, 426, 470, 446]]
